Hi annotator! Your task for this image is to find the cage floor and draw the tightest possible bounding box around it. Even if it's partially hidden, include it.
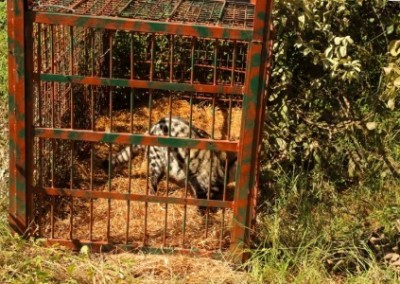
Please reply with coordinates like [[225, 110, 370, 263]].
[[33, 0, 255, 29], [42, 179, 235, 250], [38, 98, 243, 250]]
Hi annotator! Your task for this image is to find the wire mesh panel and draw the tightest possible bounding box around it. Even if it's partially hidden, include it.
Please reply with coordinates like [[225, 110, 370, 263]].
[[32, 0, 255, 28], [8, 0, 273, 262]]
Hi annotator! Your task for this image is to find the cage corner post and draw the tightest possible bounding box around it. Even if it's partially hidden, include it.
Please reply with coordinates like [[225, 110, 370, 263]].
[[7, 0, 34, 235], [230, 0, 274, 264]]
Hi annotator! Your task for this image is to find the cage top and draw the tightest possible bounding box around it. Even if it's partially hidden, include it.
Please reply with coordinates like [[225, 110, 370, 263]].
[[33, 0, 255, 29]]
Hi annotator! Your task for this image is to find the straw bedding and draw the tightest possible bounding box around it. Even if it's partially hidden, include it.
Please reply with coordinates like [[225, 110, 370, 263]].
[[40, 97, 243, 251]]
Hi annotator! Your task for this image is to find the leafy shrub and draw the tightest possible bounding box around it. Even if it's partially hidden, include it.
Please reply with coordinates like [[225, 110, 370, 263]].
[[252, 1, 400, 280], [262, 0, 400, 198]]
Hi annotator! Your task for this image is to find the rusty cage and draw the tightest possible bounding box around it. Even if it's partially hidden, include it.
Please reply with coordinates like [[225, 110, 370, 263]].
[[8, 0, 273, 262]]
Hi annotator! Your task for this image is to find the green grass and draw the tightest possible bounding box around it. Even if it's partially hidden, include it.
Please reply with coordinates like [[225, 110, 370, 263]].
[[245, 178, 400, 283]]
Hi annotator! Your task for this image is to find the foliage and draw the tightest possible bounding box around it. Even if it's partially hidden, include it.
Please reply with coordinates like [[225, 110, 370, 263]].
[[250, 0, 400, 281], [263, 0, 400, 191]]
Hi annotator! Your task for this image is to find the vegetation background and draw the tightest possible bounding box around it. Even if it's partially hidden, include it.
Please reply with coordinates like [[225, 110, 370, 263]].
[[0, 0, 399, 283]]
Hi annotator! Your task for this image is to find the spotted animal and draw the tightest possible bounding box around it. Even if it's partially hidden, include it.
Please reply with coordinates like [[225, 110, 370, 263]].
[[103, 117, 237, 213]]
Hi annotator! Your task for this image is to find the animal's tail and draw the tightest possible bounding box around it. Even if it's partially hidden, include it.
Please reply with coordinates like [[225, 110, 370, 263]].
[[102, 144, 143, 171]]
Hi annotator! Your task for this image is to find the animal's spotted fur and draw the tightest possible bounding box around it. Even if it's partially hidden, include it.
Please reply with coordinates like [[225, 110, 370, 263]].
[[103, 117, 237, 212]]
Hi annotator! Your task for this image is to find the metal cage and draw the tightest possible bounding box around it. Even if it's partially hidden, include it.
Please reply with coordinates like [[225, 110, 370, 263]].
[[8, 0, 274, 262]]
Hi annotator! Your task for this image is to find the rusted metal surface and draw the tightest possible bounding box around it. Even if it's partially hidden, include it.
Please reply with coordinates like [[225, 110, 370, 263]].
[[37, 74, 245, 93], [231, 0, 273, 262], [8, 0, 33, 233], [8, 0, 274, 263], [30, 12, 253, 40], [34, 128, 239, 151], [34, 187, 233, 208]]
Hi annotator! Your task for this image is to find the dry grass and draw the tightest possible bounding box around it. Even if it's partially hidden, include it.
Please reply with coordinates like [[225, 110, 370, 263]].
[[96, 97, 242, 140], [0, 102, 7, 200], [76, 253, 251, 284], [0, 234, 252, 283]]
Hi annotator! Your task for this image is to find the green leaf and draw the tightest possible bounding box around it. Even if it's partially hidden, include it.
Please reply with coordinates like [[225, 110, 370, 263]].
[[324, 45, 333, 58], [387, 25, 394, 35], [387, 99, 395, 110], [298, 14, 306, 25], [339, 46, 347, 57], [348, 158, 356, 178], [394, 76, 400, 87], [383, 66, 393, 75], [389, 40, 400, 57], [276, 138, 287, 151], [334, 37, 342, 45]]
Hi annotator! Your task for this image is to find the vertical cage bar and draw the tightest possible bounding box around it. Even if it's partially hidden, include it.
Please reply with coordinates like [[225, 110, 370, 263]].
[[125, 32, 136, 244], [252, 21, 274, 233], [163, 92, 173, 246], [89, 141, 94, 241], [89, 91, 94, 235], [213, 39, 218, 86], [50, 141, 55, 239], [36, 24, 43, 237], [232, 40, 237, 89], [169, 35, 174, 82], [107, 32, 114, 243], [50, 24, 56, 240], [143, 93, 153, 245], [69, 25, 74, 240], [230, 0, 273, 263], [144, 33, 155, 246], [181, 37, 196, 246], [69, 142, 74, 239], [205, 40, 219, 236], [181, 92, 193, 247], [25, 12, 34, 237], [89, 88, 94, 242], [89, 30, 95, 242], [50, 25, 55, 127], [220, 41, 237, 249]]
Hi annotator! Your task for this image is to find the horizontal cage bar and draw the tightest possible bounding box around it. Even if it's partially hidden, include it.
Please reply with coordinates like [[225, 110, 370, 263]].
[[34, 128, 239, 152], [29, 12, 253, 41], [34, 187, 233, 208], [32, 0, 255, 29], [36, 74, 245, 94], [45, 239, 225, 258]]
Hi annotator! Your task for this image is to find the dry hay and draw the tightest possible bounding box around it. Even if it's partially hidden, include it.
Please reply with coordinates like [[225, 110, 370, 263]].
[[93, 253, 252, 283], [95, 97, 242, 141], [41, 97, 243, 252]]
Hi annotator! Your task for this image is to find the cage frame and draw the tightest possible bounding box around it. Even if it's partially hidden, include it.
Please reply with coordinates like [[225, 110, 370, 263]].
[[8, 0, 274, 263]]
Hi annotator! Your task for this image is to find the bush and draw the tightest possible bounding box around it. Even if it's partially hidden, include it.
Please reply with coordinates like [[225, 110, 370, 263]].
[[250, 1, 400, 281], [262, 0, 400, 199]]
